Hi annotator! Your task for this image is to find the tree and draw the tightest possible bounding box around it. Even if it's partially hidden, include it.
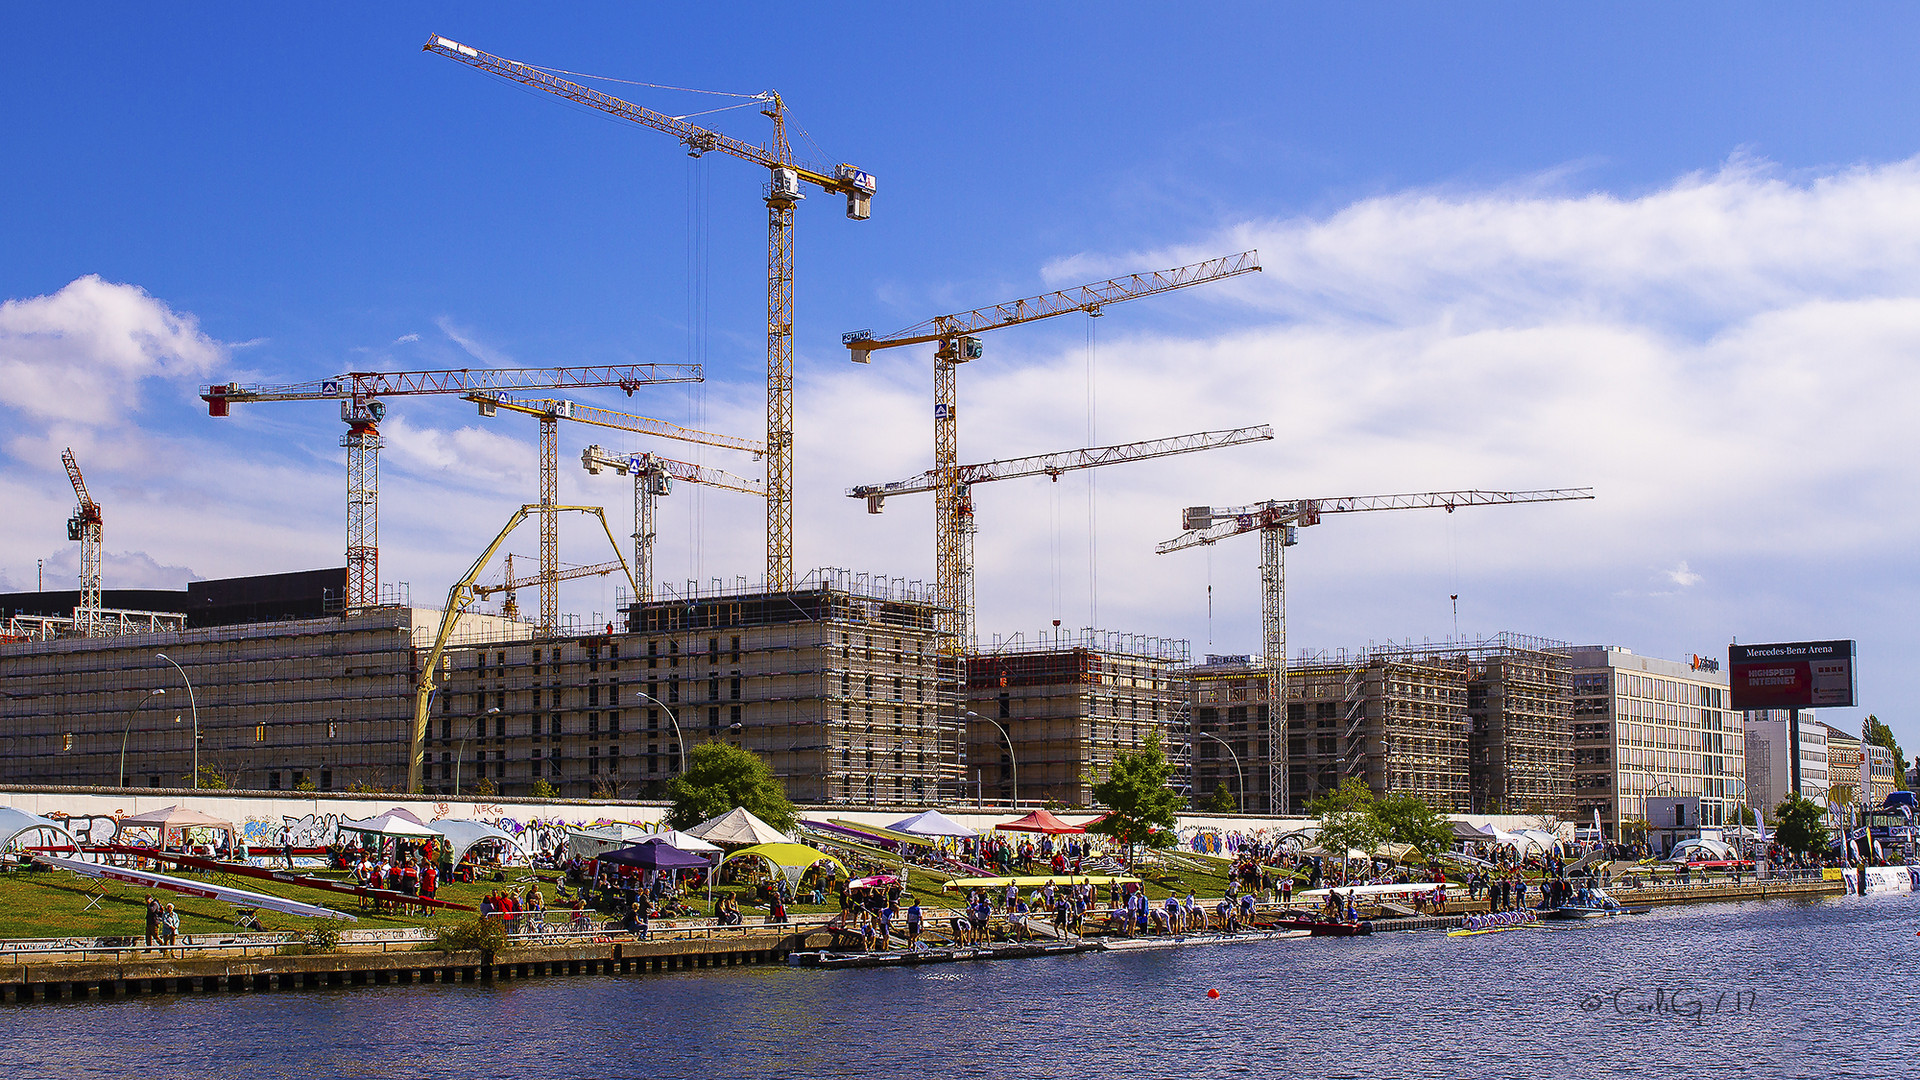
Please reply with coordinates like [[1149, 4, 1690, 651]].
[[530, 778, 559, 800], [1307, 775, 1380, 861], [1866, 715, 1908, 792], [1372, 791, 1454, 857], [1773, 793, 1829, 857], [471, 776, 498, 798], [1086, 730, 1181, 863], [1731, 805, 1757, 826], [1200, 784, 1238, 814], [666, 741, 796, 832]]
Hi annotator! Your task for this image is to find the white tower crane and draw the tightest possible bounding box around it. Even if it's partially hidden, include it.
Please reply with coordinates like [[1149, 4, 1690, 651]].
[[1157, 487, 1595, 814]]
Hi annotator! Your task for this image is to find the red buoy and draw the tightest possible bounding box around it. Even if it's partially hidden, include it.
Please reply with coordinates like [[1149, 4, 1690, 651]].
[[1207, 988, 1221, 999]]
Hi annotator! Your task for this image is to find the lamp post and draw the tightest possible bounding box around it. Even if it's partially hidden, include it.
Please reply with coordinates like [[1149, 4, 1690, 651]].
[[155, 653, 200, 789], [1198, 730, 1245, 813], [630, 691, 687, 774], [965, 710, 1016, 808], [121, 688, 165, 788], [457, 706, 502, 797]]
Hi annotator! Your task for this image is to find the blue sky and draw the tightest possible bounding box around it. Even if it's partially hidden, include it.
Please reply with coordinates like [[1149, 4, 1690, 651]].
[[5, 5, 1919, 756]]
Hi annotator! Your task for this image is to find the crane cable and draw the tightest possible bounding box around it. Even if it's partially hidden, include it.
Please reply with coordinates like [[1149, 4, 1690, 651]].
[[1085, 316, 1098, 630]]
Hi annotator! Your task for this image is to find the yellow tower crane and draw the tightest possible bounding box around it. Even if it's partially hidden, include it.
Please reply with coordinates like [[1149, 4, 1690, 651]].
[[426, 34, 874, 593], [849, 425, 1273, 650], [844, 251, 1261, 653], [1157, 487, 1595, 814], [465, 393, 763, 633], [203, 364, 699, 610]]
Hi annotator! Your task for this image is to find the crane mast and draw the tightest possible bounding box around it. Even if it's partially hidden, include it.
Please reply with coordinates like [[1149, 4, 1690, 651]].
[[844, 252, 1262, 653], [1157, 487, 1595, 815], [62, 448, 103, 637], [426, 34, 874, 592], [848, 425, 1273, 649], [583, 444, 764, 603], [469, 394, 761, 630], [204, 364, 699, 611]]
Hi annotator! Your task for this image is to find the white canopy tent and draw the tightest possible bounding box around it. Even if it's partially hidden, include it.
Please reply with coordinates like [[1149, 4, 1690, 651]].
[[116, 805, 239, 848], [339, 811, 445, 840], [0, 807, 78, 853], [434, 819, 531, 867], [888, 809, 978, 838], [1668, 838, 1736, 861], [685, 808, 792, 846]]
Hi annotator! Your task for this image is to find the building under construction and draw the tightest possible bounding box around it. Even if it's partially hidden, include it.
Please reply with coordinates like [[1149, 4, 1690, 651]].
[[0, 569, 528, 791], [964, 631, 1191, 809], [1188, 633, 1573, 816], [432, 570, 954, 804]]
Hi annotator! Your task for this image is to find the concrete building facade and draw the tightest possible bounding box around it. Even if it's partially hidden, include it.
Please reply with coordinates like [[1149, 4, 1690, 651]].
[[1187, 634, 1566, 817], [1743, 711, 1828, 812], [965, 632, 1190, 809], [1567, 646, 1742, 841], [0, 607, 461, 792], [434, 571, 954, 805]]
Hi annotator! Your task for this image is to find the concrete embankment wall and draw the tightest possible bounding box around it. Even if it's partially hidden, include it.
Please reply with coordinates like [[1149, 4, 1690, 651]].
[[0, 927, 837, 1004]]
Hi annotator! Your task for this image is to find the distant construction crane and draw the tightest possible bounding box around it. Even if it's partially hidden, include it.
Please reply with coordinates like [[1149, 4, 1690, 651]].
[[203, 365, 700, 611], [1157, 487, 1596, 814], [427, 34, 875, 592], [850, 426, 1274, 649], [476, 552, 629, 623], [61, 448, 103, 637], [844, 251, 1262, 652], [466, 394, 763, 631], [582, 444, 764, 603]]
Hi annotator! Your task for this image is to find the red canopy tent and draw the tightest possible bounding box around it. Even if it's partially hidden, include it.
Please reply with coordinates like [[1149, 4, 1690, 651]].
[[996, 810, 1086, 834]]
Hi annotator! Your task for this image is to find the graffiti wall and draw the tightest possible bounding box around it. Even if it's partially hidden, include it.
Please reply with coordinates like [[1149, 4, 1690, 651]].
[[1, 790, 670, 857]]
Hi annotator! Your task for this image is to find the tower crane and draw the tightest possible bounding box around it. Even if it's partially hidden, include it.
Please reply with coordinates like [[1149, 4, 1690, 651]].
[[61, 448, 103, 637], [202, 364, 699, 611], [582, 444, 764, 604], [844, 251, 1262, 652], [465, 393, 764, 632], [1157, 487, 1595, 814], [850, 425, 1274, 649], [427, 34, 875, 593], [476, 552, 629, 622]]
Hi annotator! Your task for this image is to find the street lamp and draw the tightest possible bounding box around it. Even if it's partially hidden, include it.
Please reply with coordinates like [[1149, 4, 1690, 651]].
[[1198, 730, 1245, 813], [965, 710, 1017, 808], [155, 653, 200, 789], [121, 688, 165, 788], [630, 691, 687, 773]]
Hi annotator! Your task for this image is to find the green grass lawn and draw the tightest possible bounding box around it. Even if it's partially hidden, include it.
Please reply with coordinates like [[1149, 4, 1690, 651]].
[[0, 851, 1262, 943]]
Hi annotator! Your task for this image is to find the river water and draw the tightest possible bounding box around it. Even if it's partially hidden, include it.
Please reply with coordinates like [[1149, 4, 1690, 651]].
[[9, 892, 1918, 1079]]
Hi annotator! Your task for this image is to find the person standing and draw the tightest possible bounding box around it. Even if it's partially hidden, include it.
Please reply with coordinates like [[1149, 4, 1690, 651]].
[[144, 894, 161, 949]]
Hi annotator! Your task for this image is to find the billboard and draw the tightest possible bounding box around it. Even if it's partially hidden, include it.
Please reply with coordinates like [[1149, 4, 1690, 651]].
[[1728, 639, 1857, 710]]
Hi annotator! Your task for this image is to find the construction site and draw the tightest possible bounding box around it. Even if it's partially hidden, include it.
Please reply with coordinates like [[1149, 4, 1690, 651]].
[[2, 34, 1597, 816], [1187, 634, 1575, 818]]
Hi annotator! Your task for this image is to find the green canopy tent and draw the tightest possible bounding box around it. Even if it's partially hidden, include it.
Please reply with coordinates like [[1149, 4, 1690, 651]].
[[719, 842, 847, 892]]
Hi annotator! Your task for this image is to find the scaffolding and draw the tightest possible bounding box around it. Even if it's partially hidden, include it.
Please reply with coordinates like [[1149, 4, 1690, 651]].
[[1191, 633, 1572, 815], [965, 631, 1191, 808], [0, 609, 434, 791], [433, 567, 954, 805]]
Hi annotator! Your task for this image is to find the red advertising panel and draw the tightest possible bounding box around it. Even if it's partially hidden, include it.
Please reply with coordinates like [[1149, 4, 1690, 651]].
[[1727, 640, 1857, 710]]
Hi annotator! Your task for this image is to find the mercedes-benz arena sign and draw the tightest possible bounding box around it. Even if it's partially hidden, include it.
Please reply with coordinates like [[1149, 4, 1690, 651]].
[[1728, 639, 1857, 710]]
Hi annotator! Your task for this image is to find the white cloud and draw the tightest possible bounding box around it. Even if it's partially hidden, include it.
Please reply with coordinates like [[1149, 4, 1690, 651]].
[[1665, 562, 1704, 589], [816, 155, 1920, 697], [0, 275, 225, 427], [435, 317, 515, 368]]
